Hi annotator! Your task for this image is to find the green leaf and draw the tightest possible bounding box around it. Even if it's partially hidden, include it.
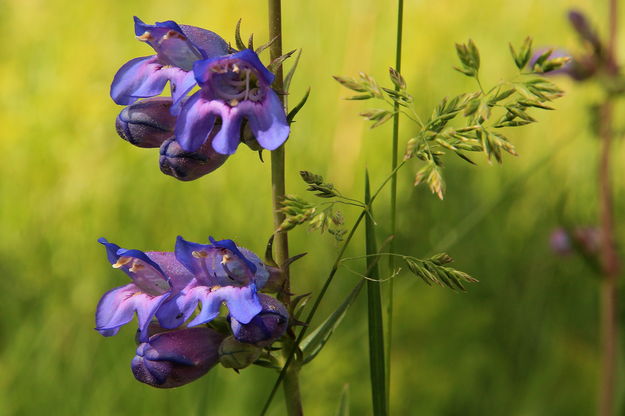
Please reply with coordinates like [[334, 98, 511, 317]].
[[268, 49, 296, 74], [234, 19, 247, 51], [364, 170, 387, 416], [255, 35, 278, 55], [287, 87, 311, 122], [283, 49, 302, 93], [335, 385, 350, 416], [300, 281, 364, 364]]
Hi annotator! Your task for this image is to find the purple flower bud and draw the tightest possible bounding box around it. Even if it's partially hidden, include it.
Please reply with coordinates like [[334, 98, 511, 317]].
[[550, 228, 572, 255], [131, 327, 224, 388], [159, 132, 229, 181], [218, 336, 262, 369], [230, 294, 288, 347], [116, 97, 177, 148]]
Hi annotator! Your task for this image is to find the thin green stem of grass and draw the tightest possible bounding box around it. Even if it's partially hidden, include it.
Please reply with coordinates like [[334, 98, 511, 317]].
[[386, 1, 404, 411]]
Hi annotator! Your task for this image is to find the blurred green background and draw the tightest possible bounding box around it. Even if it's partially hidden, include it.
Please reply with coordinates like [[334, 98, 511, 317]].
[[1, 0, 624, 414]]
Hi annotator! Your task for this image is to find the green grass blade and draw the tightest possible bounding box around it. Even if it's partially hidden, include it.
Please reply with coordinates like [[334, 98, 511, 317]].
[[300, 280, 364, 364], [335, 384, 350, 416], [365, 170, 387, 416]]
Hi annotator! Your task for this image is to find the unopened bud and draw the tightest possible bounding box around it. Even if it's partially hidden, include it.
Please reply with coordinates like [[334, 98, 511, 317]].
[[131, 327, 224, 388], [230, 294, 288, 347], [116, 97, 177, 148], [218, 336, 262, 369], [159, 136, 229, 181]]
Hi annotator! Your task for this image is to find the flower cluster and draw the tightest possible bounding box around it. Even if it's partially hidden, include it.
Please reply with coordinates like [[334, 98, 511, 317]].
[[95, 236, 288, 387], [111, 17, 290, 181]]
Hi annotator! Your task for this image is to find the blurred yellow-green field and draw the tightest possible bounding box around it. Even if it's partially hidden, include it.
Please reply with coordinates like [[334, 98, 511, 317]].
[[1, 0, 624, 414]]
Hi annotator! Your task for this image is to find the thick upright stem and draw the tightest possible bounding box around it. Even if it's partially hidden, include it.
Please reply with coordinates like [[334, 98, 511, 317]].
[[597, 1, 620, 414], [268, 1, 302, 415], [386, 1, 404, 409], [598, 101, 619, 416]]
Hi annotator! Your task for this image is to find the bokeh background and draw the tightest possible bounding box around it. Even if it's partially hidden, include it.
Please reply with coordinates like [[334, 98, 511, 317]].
[[1, 0, 624, 414]]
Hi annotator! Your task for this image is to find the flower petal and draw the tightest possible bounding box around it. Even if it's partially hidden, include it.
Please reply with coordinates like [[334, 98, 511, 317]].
[[110, 56, 191, 106], [240, 91, 290, 151], [175, 93, 218, 152], [95, 283, 170, 340], [210, 104, 244, 155]]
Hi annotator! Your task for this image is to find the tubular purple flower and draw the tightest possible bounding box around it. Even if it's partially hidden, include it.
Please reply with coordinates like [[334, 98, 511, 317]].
[[159, 127, 229, 181], [230, 294, 288, 347], [132, 327, 224, 388], [95, 238, 193, 341], [110, 17, 229, 109], [116, 97, 177, 148], [175, 49, 290, 154], [157, 236, 270, 330]]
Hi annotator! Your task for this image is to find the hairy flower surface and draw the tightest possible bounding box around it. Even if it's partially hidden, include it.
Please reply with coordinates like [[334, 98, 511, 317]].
[[132, 327, 224, 388], [110, 17, 229, 108], [158, 236, 270, 329], [175, 49, 290, 154], [95, 238, 193, 341]]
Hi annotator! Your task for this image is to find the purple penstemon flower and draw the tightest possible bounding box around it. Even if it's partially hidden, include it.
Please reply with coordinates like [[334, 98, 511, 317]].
[[157, 236, 270, 330], [95, 238, 193, 341], [110, 17, 229, 109], [175, 49, 290, 154]]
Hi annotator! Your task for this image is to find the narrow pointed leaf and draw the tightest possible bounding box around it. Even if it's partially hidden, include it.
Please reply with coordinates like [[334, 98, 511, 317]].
[[300, 280, 364, 364]]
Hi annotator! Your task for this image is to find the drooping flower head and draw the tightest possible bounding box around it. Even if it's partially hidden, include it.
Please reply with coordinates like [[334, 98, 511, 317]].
[[176, 49, 290, 155], [157, 236, 270, 330], [95, 238, 193, 341], [111, 17, 229, 108]]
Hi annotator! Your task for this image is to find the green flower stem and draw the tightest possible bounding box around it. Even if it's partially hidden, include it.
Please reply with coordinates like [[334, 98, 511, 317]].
[[268, 1, 302, 415], [260, 162, 406, 416], [387, 0, 404, 410], [598, 2, 620, 416]]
